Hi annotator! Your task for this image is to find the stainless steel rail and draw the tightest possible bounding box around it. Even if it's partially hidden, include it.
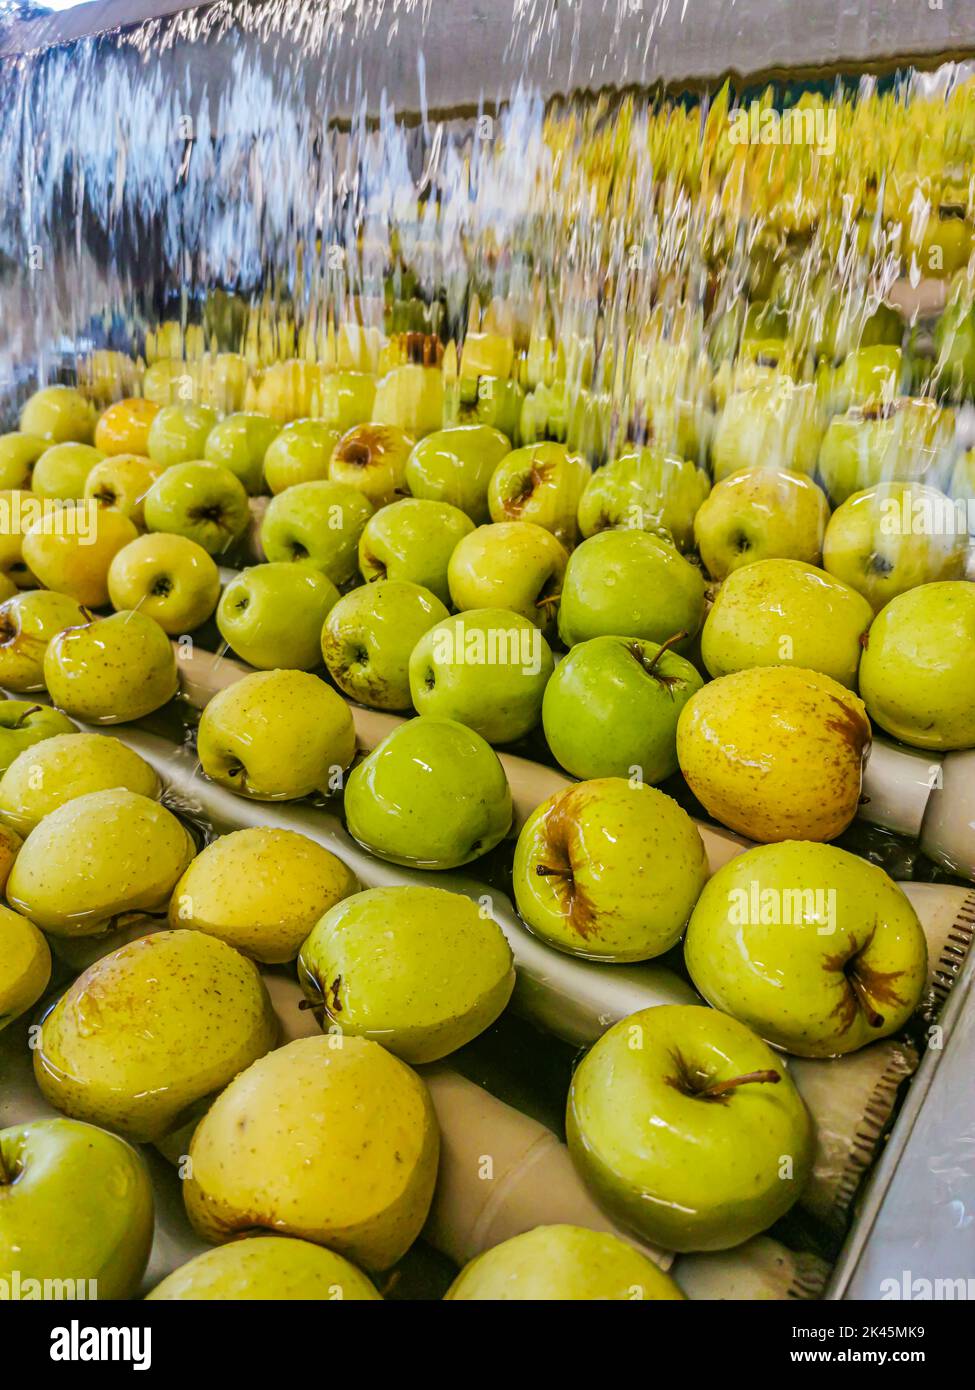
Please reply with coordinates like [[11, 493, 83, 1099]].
[[829, 927, 975, 1300], [2, 0, 972, 98]]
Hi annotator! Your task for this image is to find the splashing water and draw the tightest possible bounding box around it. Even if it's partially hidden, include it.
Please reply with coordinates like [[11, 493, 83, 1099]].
[[1, 0, 974, 480]]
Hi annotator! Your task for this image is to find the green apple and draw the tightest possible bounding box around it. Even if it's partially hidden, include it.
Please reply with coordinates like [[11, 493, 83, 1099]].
[[0, 433, 46, 490], [933, 294, 975, 400], [183, 1035, 439, 1270], [33, 928, 278, 1142], [818, 345, 903, 414], [405, 425, 510, 522], [0, 903, 50, 1031], [298, 884, 514, 1063], [711, 356, 793, 413], [459, 331, 515, 382], [95, 397, 163, 457], [197, 669, 355, 800], [709, 299, 788, 370], [107, 532, 221, 634], [260, 480, 374, 587], [859, 580, 975, 750], [315, 370, 377, 434], [329, 423, 414, 508], [84, 454, 165, 527], [822, 481, 968, 612], [457, 374, 524, 439], [44, 609, 179, 723], [519, 381, 611, 462], [147, 401, 218, 467], [815, 297, 902, 362], [0, 486, 40, 588], [513, 777, 707, 962], [701, 559, 873, 688], [684, 842, 928, 1056], [447, 522, 568, 640], [409, 608, 554, 744], [0, 701, 75, 773], [7, 788, 195, 937], [358, 497, 474, 604], [645, 394, 714, 469], [630, 337, 715, 461], [711, 380, 824, 482], [0, 824, 19, 894], [909, 198, 973, 279], [677, 666, 870, 843], [241, 357, 308, 418], [694, 467, 830, 580], [487, 442, 591, 547], [446, 1225, 684, 1301], [566, 1005, 814, 1251], [169, 826, 357, 964], [817, 399, 955, 505], [147, 1236, 381, 1301], [542, 634, 702, 781], [0, 732, 160, 836], [344, 716, 512, 869], [218, 562, 339, 670], [322, 579, 447, 710], [577, 447, 710, 552], [262, 419, 341, 494], [373, 363, 443, 438], [20, 385, 95, 444], [31, 443, 104, 501], [0, 590, 88, 691], [203, 411, 280, 493], [143, 460, 250, 557], [558, 530, 705, 649], [0, 1119, 153, 1299], [22, 503, 139, 608]]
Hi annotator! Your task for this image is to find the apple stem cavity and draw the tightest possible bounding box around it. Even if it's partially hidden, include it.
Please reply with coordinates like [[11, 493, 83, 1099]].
[[699, 1069, 781, 1099], [669, 1051, 782, 1102], [341, 440, 373, 469], [627, 632, 689, 695], [12, 705, 42, 728], [847, 970, 885, 1029], [643, 631, 688, 675], [192, 505, 230, 530], [299, 975, 343, 1020]]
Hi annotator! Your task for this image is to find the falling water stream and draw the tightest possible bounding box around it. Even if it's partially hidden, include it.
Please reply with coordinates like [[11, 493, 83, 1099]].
[[1, 0, 974, 1298], [0, 0, 972, 443]]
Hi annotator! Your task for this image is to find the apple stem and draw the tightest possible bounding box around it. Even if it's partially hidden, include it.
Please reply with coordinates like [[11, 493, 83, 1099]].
[[644, 631, 688, 675], [535, 592, 561, 611], [848, 972, 885, 1029], [0, 1148, 10, 1185], [12, 705, 42, 728], [700, 1069, 781, 1098]]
